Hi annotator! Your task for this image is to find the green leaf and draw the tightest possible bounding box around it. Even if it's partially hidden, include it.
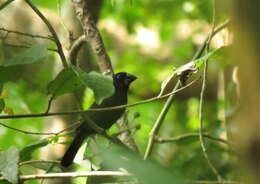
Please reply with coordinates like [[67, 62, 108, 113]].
[[47, 67, 84, 98], [101, 146, 185, 184], [19, 138, 51, 161], [2, 45, 48, 67], [83, 72, 114, 104], [82, 88, 95, 110], [0, 147, 19, 184], [47, 67, 115, 104], [0, 99, 4, 113]]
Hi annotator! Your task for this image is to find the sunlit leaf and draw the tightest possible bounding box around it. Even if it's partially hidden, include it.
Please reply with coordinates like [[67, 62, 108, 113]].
[[82, 88, 95, 110], [0, 147, 19, 184]]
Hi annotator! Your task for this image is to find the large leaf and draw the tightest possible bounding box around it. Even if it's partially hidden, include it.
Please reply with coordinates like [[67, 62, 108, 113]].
[[101, 146, 185, 184], [47, 67, 84, 98], [47, 66, 115, 104], [0, 147, 19, 184], [83, 72, 114, 104], [2, 45, 48, 66]]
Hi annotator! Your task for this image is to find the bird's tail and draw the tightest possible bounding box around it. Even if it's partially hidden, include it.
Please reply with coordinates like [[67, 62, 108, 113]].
[[61, 131, 87, 167]]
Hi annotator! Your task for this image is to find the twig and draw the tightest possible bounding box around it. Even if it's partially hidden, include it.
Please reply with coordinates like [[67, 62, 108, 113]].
[[45, 96, 54, 114], [0, 77, 199, 120], [24, 0, 68, 68], [0, 171, 130, 182], [0, 121, 80, 135], [0, 27, 54, 41], [154, 133, 230, 145], [192, 19, 231, 61], [19, 160, 60, 166], [198, 0, 222, 181], [144, 80, 181, 160], [0, 0, 15, 11]]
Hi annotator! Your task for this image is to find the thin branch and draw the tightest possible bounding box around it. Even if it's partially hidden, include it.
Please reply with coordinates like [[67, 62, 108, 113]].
[[0, 121, 56, 135], [24, 0, 68, 68], [192, 19, 231, 61], [0, 0, 15, 11], [19, 160, 60, 166], [0, 171, 129, 182], [0, 77, 199, 120], [198, 0, 222, 181], [154, 133, 230, 145], [144, 80, 181, 160], [0, 27, 54, 41], [0, 121, 80, 135]]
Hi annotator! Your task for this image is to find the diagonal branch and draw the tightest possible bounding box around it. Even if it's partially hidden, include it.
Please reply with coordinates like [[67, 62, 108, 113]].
[[24, 0, 68, 68]]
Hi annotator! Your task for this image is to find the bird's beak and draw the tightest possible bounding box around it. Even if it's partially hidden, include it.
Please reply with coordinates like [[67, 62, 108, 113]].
[[126, 73, 137, 83]]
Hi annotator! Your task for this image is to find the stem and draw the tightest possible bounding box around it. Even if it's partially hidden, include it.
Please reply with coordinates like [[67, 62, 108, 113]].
[[24, 0, 68, 68], [198, 0, 222, 181], [144, 81, 180, 160]]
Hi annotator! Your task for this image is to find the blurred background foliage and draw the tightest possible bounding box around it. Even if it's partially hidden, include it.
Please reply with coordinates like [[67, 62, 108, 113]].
[[0, 0, 236, 183]]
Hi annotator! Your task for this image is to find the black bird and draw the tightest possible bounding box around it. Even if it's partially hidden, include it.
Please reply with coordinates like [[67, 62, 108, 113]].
[[61, 72, 137, 167]]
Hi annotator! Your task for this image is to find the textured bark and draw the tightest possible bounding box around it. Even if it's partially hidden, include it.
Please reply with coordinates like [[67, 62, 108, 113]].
[[72, 0, 113, 75]]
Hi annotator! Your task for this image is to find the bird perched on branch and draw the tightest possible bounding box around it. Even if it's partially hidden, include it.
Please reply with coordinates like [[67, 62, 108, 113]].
[[61, 72, 137, 167]]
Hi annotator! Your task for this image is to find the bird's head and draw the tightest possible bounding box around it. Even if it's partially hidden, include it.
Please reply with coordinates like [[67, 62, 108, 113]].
[[113, 72, 137, 91]]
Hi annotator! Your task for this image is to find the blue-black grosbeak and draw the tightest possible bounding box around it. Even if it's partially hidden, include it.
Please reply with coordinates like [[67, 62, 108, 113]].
[[61, 72, 137, 167]]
